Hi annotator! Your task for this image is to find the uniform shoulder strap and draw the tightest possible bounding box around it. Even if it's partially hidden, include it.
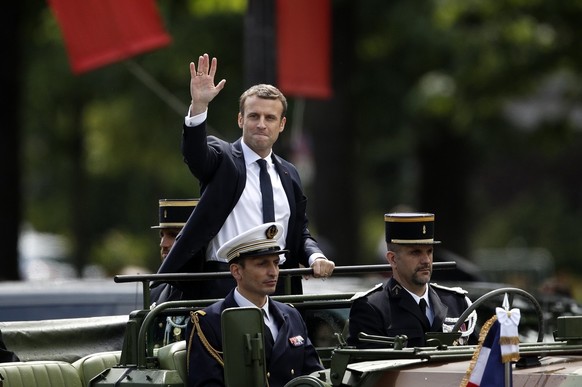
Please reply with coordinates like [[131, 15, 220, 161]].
[[430, 282, 468, 295], [187, 310, 224, 375], [350, 283, 383, 301]]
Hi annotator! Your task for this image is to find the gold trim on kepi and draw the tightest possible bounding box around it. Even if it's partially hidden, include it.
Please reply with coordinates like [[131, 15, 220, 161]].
[[151, 199, 199, 229], [384, 212, 441, 245], [216, 222, 289, 263]]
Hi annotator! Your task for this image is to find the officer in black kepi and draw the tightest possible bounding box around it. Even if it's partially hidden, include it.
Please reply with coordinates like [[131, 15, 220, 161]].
[[150, 199, 199, 346], [347, 212, 477, 348], [152, 199, 199, 262]]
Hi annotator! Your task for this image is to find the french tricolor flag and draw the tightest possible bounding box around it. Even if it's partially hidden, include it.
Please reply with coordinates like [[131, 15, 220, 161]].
[[461, 297, 520, 387]]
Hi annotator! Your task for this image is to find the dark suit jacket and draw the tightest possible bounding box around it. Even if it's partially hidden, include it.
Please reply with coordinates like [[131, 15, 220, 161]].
[[347, 277, 476, 348], [186, 290, 323, 387], [153, 121, 323, 301]]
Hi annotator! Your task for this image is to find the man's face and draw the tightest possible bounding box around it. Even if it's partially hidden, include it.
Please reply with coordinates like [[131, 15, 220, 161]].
[[159, 228, 180, 261], [238, 96, 286, 158], [388, 244, 433, 293], [233, 254, 280, 299]]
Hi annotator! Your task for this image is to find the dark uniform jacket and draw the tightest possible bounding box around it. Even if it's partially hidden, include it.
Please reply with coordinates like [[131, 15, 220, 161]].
[[347, 277, 476, 348], [186, 289, 323, 387], [152, 121, 323, 302]]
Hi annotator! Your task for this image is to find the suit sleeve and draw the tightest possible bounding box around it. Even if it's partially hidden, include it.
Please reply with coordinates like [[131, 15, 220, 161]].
[[181, 122, 222, 182]]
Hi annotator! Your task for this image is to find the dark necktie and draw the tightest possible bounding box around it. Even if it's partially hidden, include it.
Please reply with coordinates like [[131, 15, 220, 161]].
[[262, 310, 275, 346], [419, 298, 428, 318], [257, 159, 275, 222]]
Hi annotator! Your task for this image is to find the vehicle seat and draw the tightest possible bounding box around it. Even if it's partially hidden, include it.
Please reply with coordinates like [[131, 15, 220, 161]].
[[157, 340, 187, 383], [72, 350, 121, 386], [0, 360, 82, 387]]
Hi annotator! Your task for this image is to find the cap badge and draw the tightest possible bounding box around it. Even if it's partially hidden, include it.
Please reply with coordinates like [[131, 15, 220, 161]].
[[163, 209, 168, 219], [265, 225, 278, 239], [422, 225, 426, 235]]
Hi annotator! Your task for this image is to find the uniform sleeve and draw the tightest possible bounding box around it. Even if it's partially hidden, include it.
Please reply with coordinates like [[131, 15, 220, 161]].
[[347, 298, 387, 349], [186, 314, 224, 387]]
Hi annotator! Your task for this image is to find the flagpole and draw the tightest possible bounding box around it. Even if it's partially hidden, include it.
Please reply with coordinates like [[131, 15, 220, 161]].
[[505, 362, 511, 387], [502, 293, 512, 387]]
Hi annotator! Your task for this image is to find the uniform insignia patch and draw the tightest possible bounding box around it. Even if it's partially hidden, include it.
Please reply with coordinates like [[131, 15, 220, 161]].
[[391, 283, 402, 295], [289, 335, 304, 346]]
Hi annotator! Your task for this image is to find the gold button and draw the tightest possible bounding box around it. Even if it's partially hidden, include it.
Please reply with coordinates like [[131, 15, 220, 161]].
[[291, 369, 295, 375]]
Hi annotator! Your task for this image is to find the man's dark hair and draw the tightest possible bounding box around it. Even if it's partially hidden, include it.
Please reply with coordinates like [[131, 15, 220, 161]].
[[239, 84, 288, 117]]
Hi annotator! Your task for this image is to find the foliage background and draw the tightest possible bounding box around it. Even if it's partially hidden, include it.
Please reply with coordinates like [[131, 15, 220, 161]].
[[7, 0, 582, 299]]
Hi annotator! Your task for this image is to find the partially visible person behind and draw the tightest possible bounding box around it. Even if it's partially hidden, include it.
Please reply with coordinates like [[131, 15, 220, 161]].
[[150, 199, 198, 348], [150, 198, 200, 305], [152, 53, 335, 302], [0, 329, 19, 363], [152, 199, 199, 262], [186, 222, 323, 387], [348, 212, 477, 348]]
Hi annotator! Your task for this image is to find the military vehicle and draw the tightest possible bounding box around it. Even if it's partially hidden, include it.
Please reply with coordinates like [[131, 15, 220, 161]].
[[2, 262, 582, 386]]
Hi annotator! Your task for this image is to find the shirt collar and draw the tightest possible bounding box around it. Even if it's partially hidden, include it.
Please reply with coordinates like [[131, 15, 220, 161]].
[[403, 285, 430, 307], [233, 288, 271, 319], [241, 140, 272, 167]]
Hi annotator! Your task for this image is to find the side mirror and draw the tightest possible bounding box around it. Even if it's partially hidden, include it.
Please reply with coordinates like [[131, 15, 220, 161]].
[[221, 307, 267, 387]]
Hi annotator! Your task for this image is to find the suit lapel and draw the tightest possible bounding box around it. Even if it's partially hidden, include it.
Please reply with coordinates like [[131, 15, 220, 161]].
[[232, 139, 247, 200], [271, 155, 295, 211]]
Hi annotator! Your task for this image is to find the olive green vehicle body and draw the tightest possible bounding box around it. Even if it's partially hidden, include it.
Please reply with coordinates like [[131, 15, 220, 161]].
[[2, 264, 582, 387]]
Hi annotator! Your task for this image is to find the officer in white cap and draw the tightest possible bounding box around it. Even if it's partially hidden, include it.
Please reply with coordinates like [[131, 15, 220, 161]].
[[186, 222, 323, 387]]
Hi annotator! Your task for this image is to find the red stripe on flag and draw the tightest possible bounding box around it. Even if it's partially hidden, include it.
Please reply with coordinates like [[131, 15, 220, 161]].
[[48, 0, 171, 74], [276, 0, 332, 99]]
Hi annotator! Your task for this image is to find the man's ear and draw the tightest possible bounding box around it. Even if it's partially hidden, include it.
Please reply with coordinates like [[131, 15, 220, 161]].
[[237, 112, 243, 128], [230, 263, 242, 280], [386, 251, 397, 265]]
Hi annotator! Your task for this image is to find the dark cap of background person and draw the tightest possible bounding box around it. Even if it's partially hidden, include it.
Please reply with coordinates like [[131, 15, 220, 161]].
[[151, 199, 198, 229]]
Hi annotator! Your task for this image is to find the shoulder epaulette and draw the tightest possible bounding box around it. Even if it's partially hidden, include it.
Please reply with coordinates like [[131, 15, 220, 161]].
[[430, 282, 468, 295], [350, 283, 383, 301], [187, 309, 222, 373]]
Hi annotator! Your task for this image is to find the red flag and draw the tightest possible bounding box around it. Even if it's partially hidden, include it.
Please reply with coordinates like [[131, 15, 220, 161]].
[[47, 0, 171, 74], [276, 0, 332, 99]]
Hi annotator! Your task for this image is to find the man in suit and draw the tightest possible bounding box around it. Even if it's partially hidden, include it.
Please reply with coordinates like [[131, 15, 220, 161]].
[[186, 222, 323, 387], [152, 53, 334, 301], [348, 212, 477, 348]]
